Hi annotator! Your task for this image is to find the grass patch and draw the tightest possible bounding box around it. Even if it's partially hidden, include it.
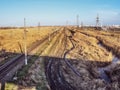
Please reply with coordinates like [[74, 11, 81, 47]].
[[5, 83, 18, 90], [16, 55, 39, 81]]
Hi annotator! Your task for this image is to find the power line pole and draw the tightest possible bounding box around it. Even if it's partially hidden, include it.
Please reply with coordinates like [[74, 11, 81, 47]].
[[24, 18, 28, 65], [76, 15, 79, 28], [38, 22, 40, 30], [96, 14, 100, 29], [38, 22, 40, 35]]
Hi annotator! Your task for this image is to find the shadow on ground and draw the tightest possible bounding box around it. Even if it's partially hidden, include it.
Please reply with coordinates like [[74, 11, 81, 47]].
[[0, 51, 120, 90]]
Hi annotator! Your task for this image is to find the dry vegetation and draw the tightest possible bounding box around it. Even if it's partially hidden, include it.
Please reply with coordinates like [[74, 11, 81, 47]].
[[0, 27, 55, 63], [67, 31, 113, 63], [0, 27, 55, 53], [79, 29, 120, 58], [1, 27, 120, 90], [63, 28, 120, 90]]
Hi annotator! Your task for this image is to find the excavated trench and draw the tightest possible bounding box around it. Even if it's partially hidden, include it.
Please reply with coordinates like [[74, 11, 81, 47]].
[[79, 32, 120, 83], [98, 42, 120, 63], [97, 42, 120, 83], [44, 29, 120, 90]]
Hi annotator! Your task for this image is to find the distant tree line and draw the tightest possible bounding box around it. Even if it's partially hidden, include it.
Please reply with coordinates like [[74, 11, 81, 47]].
[[0, 27, 35, 29], [0, 27, 19, 29]]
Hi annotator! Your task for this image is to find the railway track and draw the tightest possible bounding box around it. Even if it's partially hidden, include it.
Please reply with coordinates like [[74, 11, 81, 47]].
[[0, 27, 81, 89], [0, 28, 59, 83]]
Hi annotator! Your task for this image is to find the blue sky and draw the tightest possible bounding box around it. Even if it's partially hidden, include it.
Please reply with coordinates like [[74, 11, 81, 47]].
[[0, 0, 120, 26]]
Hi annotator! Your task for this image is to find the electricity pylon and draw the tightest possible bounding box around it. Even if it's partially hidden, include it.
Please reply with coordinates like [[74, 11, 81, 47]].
[[96, 14, 100, 28]]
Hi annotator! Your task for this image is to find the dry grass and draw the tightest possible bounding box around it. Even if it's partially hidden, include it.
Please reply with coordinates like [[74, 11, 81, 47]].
[[67, 31, 113, 63], [2, 27, 120, 90], [0, 27, 55, 53], [79, 29, 120, 56]]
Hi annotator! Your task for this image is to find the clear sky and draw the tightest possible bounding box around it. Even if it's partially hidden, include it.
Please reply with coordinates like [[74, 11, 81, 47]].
[[0, 0, 120, 26]]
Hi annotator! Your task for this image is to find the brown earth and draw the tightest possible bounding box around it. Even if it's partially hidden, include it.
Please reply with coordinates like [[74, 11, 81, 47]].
[[1, 27, 120, 90]]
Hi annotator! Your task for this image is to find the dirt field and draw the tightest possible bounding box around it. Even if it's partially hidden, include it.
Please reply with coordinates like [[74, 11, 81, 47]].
[[1, 27, 120, 90]]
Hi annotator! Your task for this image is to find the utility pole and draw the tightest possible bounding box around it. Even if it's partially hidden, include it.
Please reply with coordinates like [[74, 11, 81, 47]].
[[38, 22, 40, 35], [38, 22, 40, 30], [24, 18, 27, 65], [76, 15, 79, 28]]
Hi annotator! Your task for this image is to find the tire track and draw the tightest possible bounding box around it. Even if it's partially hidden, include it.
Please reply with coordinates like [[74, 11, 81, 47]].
[[45, 28, 82, 90]]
